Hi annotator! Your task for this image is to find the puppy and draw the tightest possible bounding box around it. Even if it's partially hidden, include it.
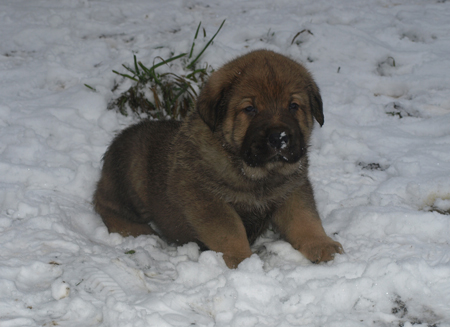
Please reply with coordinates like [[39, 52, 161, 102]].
[[94, 50, 343, 268]]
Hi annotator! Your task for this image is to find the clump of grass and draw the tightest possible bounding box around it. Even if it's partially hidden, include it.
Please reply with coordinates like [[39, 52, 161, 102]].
[[385, 102, 415, 118], [106, 20, 225, 120]]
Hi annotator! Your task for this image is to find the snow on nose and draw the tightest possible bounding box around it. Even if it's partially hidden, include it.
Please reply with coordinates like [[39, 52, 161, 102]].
[[268, 131, 289, 149]]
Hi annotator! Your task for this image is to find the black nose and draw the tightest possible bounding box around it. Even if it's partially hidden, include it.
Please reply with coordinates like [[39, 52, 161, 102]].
[[268, 131, 289, 149]]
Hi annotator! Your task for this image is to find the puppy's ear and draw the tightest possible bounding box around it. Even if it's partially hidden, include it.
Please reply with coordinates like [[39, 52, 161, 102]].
[[307, 81, 324, 127], [196, 72, 231, 132]]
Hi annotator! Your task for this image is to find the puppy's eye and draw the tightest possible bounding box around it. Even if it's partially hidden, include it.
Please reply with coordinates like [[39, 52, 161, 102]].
[[244, 106, 257, 115], [289, 102, 300, 112]]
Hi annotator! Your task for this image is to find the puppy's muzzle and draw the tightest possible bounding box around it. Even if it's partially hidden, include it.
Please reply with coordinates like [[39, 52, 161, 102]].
[[241, 120, 305, 168]]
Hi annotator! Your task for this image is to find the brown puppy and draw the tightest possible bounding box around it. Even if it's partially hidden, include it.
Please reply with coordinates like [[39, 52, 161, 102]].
[[93, 50, 343, 268]]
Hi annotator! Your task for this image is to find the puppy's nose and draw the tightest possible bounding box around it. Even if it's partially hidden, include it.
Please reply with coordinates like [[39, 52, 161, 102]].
[[268, 131, 289, 149]]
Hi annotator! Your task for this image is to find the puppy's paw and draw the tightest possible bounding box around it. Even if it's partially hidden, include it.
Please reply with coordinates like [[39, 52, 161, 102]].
[[300, 237, 343, 263], [222, 251, 252, 269]]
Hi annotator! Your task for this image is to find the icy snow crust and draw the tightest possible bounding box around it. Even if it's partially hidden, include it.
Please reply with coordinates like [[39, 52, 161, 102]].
[[1, 0, 450, 326]]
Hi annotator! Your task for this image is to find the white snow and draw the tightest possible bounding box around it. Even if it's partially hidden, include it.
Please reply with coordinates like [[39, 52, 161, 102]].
[[1, 0, 450, 326]]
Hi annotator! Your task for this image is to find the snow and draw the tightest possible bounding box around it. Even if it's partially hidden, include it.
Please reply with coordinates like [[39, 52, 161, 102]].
[[1, 0, 450, 326]]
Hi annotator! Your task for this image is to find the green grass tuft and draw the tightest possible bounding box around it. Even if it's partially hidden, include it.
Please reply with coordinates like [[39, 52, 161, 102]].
[[107, 20, 225, 120]]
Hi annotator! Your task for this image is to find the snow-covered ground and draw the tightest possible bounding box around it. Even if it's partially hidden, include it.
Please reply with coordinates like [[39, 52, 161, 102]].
[[1, 0, 450, 326]]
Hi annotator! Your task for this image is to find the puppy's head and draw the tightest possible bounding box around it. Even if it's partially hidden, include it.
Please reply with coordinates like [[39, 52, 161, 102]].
[[196, 50, 323, 179]]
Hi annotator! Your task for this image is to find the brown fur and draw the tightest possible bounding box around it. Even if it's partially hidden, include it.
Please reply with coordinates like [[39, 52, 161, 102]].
[[93, 50, 343, 268]]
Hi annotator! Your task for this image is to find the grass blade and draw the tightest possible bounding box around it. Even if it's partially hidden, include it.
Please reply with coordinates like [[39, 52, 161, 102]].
[[150, 86, 161, 110], [112, 70, 138, 81], [146, 53, 187, 85], [122, 64, 137, 75], [189, 22, 202, 59], [151, 53, 187, 71], [185, 68, 207, 80], [84, 84, 96, 91], [133, 55, 140, 76], [138, 62, 152, 75], [138, 61, 159, 84], [187, 19, 225, 69]]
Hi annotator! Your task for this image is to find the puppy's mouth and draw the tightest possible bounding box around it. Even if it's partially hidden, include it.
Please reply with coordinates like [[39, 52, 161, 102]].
[[241, 144, 304, 168], [241, 150, 303, 180], [268, 152, 293, 163], [244, 150, 303, 167]]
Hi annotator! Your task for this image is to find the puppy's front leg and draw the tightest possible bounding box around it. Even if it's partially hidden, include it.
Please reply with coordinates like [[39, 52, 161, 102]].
[[272, 182, 343, 263], [183, 198, 253, 268]]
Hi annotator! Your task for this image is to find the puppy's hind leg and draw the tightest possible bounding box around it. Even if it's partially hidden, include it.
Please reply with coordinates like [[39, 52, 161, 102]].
[[94, 198, 155, 237]]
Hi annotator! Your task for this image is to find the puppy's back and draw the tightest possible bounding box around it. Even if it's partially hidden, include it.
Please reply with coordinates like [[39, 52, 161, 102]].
[[93, 120, 181, 233]]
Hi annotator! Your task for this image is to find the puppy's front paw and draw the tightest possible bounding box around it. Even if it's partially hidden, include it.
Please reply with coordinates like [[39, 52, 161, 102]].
[[300, 237, 343, 263], [222, 252, 252, 269]]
